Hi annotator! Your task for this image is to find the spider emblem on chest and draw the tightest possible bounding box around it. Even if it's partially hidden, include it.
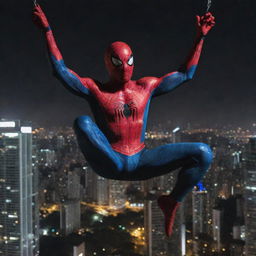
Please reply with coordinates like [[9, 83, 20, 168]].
[[113, 101, 138, 121]]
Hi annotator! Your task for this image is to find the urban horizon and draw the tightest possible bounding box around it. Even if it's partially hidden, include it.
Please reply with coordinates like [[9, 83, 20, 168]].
[[0, 118, 255, 256]]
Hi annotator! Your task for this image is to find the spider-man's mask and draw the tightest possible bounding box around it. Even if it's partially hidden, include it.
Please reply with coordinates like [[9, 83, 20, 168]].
[[104, 41, 134, 83]]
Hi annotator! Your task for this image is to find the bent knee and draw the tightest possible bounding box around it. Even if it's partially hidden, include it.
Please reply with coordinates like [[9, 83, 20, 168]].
[[194, 143, 213, 170], [73, 116, 93, 131]]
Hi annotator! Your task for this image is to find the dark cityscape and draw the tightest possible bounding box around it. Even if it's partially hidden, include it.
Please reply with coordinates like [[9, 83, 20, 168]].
[[1, 121, 256, 255], [1, 0, 256, 256]]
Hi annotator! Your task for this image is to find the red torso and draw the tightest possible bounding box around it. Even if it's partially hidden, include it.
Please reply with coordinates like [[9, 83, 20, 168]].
[[84, 78, 158, 155]]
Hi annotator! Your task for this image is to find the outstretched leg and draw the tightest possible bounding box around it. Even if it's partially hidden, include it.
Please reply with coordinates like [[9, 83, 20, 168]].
[[136, 142, 213, 236], [73, 116, 123, 178]]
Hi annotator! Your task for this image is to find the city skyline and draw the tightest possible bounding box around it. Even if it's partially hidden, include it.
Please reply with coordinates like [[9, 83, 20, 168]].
[[0, 118, 255, 255]]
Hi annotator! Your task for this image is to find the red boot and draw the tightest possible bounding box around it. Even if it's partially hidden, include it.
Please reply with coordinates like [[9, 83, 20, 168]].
[[157, 195, 180, 237]]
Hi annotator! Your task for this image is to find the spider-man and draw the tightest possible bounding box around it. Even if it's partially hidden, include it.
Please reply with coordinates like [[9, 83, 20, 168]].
[[33, 5, 215, 237]]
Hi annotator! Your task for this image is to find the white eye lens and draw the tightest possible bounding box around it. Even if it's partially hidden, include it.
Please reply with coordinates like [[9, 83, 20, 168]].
[[111, 57, 122, 67], [127, 56, 134, 66]]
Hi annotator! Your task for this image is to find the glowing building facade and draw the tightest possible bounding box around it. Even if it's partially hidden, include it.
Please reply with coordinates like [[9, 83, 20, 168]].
[[244, 138, 256, 256], [0, 120, 39, 256]]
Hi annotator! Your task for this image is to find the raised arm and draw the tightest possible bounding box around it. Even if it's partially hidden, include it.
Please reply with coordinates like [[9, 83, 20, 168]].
[[152, 12, 215, 97], [33, 5, 91, 97]]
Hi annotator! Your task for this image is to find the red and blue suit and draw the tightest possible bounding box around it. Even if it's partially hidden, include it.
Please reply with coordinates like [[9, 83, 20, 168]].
[[33, 5, 215, 237]]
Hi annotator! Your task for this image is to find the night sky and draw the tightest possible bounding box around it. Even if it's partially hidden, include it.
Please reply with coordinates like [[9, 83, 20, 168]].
[[0, 0, 256, 128]]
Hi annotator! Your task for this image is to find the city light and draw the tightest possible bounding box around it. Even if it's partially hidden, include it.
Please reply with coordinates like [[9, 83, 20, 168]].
[[21, 126, 32, 133], [8, 214, 18, 219], [9, 237, 19, 241], [246, 186, 256, 191], [93, 215, 100, 221], [42, 229, 48, 236], [2, 133, 18, 138], [172, 127, 180, 133], [0, 121, 15, 127]]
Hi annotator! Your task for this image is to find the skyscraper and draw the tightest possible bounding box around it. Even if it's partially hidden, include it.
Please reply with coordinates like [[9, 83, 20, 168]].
[[60, 201, 81, 236], [192, 185, 209, 255], [144, 193, 185, 256], [244, 138, 256, 256], [67, 168, 81, 200], [96, 176, 109, 205], [144, 199, 167, 256], [212, 206, 226, 253], [0, 120, 39, 256], [108, 180, 127, 209], [84, 166, 109, 205], [60, 167, 81, 235]]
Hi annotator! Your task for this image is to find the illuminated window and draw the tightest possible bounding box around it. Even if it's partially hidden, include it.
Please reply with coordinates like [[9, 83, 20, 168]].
[[3, 133, 19, 138], [21, 127, 32, 133], [0, 121, 15, 127]]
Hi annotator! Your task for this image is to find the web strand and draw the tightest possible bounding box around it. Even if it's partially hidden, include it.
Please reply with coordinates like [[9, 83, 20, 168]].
[[206, 0, 212, 12]]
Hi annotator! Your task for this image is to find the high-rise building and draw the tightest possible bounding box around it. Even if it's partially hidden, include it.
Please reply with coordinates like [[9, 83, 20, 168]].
[[192, 185, 209, 255], [96, 176, 109, 205], [243, 138, 256, 256], [84, 166, 109, 205], [60, 200, 81, 236], [230, 239, 245, 256], [73, 241, 85, 256], [37, 149, 56, 168], [67, 168, 81, 200], [108, 180, 127, 209], [211, 196, 245, 255], [212, 208, 223, 252], [144, 194, 185, 256], [83, 165, 95, 202], [144, 199, 167, 256], [192, 185, 209, 237], [0, 120, 39, 256], [167, 204, 185, 256], [232, 195, 245, 242], [60, 167, 81, 236]]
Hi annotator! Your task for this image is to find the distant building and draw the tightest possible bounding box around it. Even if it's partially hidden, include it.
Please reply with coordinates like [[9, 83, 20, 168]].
[[37, 149, 56, 167], [0, 120, 39, 256], [144, 199, 167, 256], [192, 185, 209, 236], [96, 175, 109, 205], [230, 240, 245, 256], [144, 194, 185, 256], [232, 195, 245, 245], [73, 241, 85, 256], [67, 168, 81, 200], [60, 200, 81, 236], [167, 204, 185, 256], [243, 138, 256, 256], [83, 166, 106, 204], [212, 208, 223, 252], [232, 222, 245, 241], [192, 184, 210, 255], [108, 180, 127, 208], [84, 165, 97, 202], [84, 166, 109, 205]]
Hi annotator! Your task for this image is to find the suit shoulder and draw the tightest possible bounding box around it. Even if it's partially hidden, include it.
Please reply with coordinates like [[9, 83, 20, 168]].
[[136, 76, 159, 89], [81, 77, 102, 90]]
